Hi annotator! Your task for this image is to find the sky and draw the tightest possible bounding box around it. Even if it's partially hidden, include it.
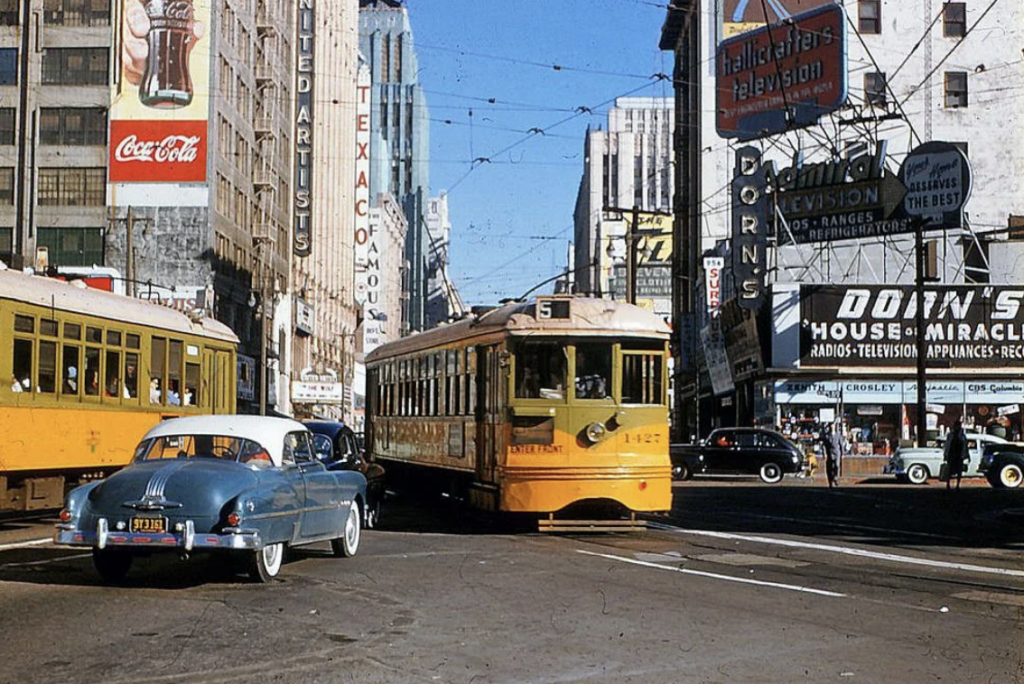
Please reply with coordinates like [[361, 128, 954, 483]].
[[404, 0, 676, 307]]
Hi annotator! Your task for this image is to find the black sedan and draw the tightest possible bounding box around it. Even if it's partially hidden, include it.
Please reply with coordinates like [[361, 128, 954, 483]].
[[980, 442, 1024, 488], [671, 428, 805, 484], [306, 421, 386, 527]]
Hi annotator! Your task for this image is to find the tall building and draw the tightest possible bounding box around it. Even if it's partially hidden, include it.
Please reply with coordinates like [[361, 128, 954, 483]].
[[358, 0, 431, 332], [573, 97, 675, 316], [289, 0, 361, 422], [423, 192, 464, 327]]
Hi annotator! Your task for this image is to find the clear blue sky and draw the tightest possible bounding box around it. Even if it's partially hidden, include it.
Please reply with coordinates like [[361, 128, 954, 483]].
[[405, 0, 674, 307]]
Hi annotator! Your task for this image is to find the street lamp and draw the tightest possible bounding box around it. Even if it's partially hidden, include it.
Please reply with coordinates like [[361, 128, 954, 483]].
[[252, 236, 274, 416]]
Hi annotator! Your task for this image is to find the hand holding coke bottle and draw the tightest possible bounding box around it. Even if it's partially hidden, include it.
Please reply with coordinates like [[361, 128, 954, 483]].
[[122, 0, 205, 108]]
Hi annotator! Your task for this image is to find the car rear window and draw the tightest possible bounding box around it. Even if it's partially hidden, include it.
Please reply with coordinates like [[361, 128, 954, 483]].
[[134, 435, 269, 465]]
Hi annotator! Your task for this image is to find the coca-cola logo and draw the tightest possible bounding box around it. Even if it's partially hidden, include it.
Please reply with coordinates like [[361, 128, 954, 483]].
[[115, 134, 201, 164], [145, 0, 194, 20]]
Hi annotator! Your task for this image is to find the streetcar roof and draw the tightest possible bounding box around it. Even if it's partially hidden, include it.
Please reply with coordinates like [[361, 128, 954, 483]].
[[366, 297, 669, 362], [0, 268, 238, 344]]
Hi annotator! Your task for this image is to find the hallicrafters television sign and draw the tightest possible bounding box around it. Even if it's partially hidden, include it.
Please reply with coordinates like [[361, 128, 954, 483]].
[[716, 3, 847, 140], [799, 285, 1024, 369]]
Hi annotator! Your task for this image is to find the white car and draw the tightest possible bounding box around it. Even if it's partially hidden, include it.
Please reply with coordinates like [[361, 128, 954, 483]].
[[884, 433, 1008, 484]]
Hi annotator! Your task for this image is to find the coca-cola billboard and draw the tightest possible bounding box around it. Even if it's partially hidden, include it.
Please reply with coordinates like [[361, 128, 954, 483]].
[[109, 0, 211, 184], [109, 120, 207, 182]]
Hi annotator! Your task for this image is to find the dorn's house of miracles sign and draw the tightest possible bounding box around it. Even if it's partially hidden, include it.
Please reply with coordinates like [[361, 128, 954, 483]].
[[799, 285, 1024, 368]]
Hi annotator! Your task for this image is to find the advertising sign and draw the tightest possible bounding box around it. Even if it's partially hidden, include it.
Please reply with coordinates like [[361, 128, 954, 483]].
[[799, 285, 1024, 368], [731, 146, 768, 310], [721, 299, 764, 381], [899, 141, 973, 229], [701, 324, 735, 396], [721, 0, 837, 39], [354, 63, 372, 305], [292, 367, 343, 404], [293, 0, 314, 257], [109, 0, 212, 182], [771, 142, 911, 244], [716, 4, 847, 140], [704, 256, 724, 318]]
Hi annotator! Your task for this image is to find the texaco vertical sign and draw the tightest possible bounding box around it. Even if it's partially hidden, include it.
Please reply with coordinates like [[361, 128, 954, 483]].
[[293, 0, 314, 257], [354, 63, 371, 305]]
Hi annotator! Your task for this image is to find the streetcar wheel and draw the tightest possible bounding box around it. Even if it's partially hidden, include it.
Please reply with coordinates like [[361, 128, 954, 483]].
[[92, 548, 133, 584], [759, 462, 783, 484], [331, 500, 361, 558], [999, 463, 1024, 489], [249, 542, 284, 583], [672, 463, 691, 481], [907, 464, 929, 485]]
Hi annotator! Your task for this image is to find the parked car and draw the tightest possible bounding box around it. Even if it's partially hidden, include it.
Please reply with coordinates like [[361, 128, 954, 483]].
[[54, 415, 367, 584], [884, 432, 1008, 484], [305, 421, 385, 528], [979, 442, 1024, 488], [670, 428, 804, 484]]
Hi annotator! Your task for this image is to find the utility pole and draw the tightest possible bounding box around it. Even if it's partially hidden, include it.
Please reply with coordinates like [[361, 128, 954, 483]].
[[603, 205, 672, 305], [108, 206, 152, 297], [915, 218, 927, 446]]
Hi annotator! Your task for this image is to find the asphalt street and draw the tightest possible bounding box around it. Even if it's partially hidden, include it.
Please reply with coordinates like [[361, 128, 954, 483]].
[[1, 476, 1022, 684]]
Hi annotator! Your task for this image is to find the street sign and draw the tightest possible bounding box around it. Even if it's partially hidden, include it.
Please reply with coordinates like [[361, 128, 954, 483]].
[[899, 141, 973, 228]]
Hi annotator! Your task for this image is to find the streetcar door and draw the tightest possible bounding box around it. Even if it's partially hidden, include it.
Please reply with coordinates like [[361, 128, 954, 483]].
[[476, 345, 502, 485]]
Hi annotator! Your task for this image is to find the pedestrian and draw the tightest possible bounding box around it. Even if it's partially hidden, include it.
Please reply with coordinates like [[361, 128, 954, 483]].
[[828, 423, 844, 488], [943, 419, 969, 490], [820, 425, 838, 488]]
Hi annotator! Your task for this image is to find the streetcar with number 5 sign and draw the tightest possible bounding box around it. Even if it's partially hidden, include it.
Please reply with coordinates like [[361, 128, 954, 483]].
[[365, 296, 672, 529]]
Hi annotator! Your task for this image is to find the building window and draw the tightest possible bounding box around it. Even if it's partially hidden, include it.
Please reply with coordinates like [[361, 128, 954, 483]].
[[943, 3, 966, 37], [39, 108, 107, 145], [864, 72, 887, 106], [858, 0, 880, 34], [0, 0, 18, 25], [37, 168, 106, 206], [0, 108, 13, 145], [36, 227, 104, 266], [0, 168, 13, 205], [0, 226, 11, 261], [43, 0, 110, 26], [944, 71, 968, 108], [41, 48, 108, 85], [0, 48, 17, 85]]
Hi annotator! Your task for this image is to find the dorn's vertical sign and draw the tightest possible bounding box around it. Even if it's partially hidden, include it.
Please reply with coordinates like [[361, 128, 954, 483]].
[[731, 146, 767, 310], [293, 0, 314, 257]]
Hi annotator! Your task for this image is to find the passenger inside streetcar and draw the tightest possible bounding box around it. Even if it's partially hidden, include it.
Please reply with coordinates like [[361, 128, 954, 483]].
[[515, 342, 566, 400], [574, 345, 610, 400]]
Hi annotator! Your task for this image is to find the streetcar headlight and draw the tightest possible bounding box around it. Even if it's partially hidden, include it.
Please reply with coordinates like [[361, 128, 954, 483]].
[[584, 422, 607, 444]]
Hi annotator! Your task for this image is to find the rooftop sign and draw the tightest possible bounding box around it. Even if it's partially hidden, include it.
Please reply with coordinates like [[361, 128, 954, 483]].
[[716, 4, 847, 140]]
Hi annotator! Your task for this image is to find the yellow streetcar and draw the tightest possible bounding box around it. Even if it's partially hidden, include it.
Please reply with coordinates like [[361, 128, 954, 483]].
[[365, 296, 672, 529], [0, 267, 237, 511]]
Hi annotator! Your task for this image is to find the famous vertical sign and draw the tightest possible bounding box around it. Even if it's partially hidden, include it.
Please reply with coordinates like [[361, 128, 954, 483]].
[[293, 0, 314, 257], [109, 0, 212, 182], [731, 146, 767, 310]]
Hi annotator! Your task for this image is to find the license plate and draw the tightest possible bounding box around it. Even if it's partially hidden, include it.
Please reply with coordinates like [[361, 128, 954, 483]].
[[131, 516, 167, 534]]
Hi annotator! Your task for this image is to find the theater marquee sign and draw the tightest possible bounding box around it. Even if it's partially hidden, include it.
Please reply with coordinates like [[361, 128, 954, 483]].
[[799, 285, 1024, 368]]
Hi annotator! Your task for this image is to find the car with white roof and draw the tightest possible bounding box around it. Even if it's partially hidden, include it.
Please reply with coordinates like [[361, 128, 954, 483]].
[[54, 415, 367, 583], [884, 432, 1008, 484]]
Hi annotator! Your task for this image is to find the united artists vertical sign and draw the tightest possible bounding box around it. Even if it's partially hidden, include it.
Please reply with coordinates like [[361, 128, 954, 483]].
[[294, 0, 314, 257]]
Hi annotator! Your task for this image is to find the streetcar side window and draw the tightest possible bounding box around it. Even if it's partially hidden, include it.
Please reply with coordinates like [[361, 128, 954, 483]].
[[185, 362, 199, 406], [62, 344, 80, 395], [84, 347, 100, 396], [105, 349, 121, 398], [168, 340, 183, 406], [574, 343, 610, 400], [622, 352, 665, 405], [125, 352, 139, 399], [11, 337, 32, 392], [151, 337, 166, 404], [38, 340, 57, 393], [514, 342, 565, 400]]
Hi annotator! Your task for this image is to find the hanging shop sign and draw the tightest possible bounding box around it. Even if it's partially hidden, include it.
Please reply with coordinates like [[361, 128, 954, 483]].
[[899, 141, 973, 229], [701, 324, 735, 396], [716, 4, 847, 140], [841, 381, 902, 404], [902, 381, 965, 405], [731, 146, 768, 310], [799, 285, 1024, 368], [292, 367, 344, 404], [964, 382, 1024, 404], [774, 380, 840, 404], [770, 142, 911, 244], [721, 298, 764, 380], [704, 256, 724, 318]]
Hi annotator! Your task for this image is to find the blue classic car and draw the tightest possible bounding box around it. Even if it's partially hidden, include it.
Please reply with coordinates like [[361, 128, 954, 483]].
[[54, 415, 368, 583]]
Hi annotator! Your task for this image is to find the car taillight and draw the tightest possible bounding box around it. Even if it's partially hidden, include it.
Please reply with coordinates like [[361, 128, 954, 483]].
[[59, 508, 72, 523], [226, 512, 241, 526]]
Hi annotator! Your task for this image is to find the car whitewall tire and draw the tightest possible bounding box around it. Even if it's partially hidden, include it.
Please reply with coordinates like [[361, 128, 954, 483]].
[[331, 499, 361, 557], [250, 542, 284, 583], [907, 464, 929, 485], [999, 463, 1023, 489], [759, 462, 783, 484]]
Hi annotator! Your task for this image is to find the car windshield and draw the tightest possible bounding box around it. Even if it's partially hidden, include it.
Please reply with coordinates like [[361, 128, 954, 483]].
[[133, 435, 271, 465]]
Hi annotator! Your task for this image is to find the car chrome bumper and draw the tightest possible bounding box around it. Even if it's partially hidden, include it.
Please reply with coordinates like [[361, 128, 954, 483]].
[[54, 518, 262, 551]]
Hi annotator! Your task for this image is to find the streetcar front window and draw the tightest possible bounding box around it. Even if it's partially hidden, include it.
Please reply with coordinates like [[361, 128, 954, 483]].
[[574, 343, 611, 400], [515, 342, 565, 400]]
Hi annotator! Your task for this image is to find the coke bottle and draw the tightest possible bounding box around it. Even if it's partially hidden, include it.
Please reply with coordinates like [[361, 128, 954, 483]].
[[138, 0, 195, 108]]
